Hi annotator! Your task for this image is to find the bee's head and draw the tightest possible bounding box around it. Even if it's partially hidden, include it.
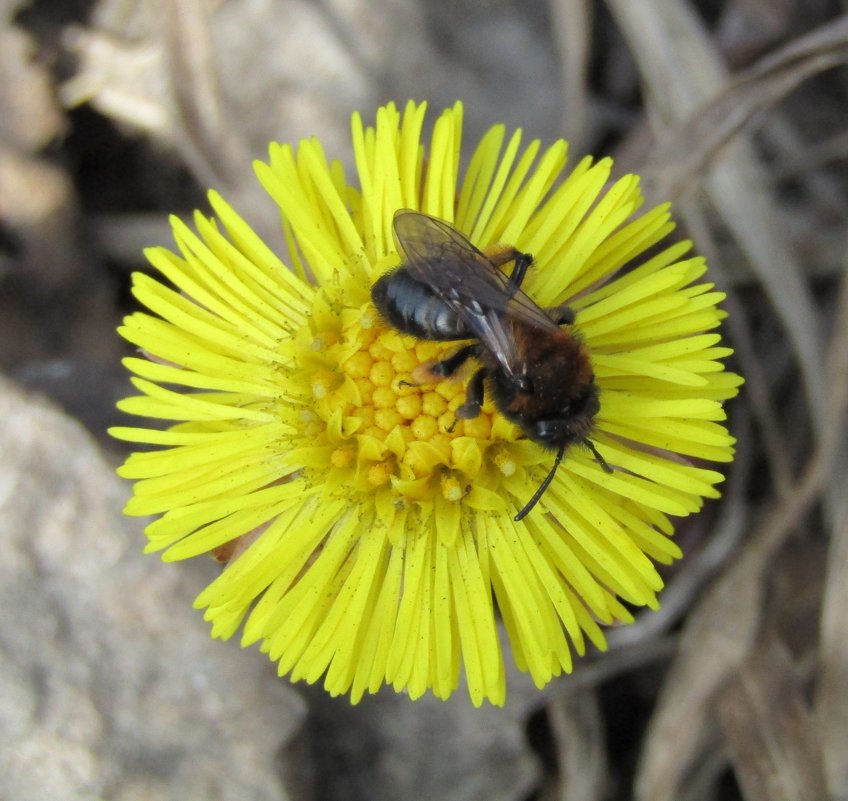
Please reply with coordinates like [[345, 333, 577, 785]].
[[528, 383, 600, 449]]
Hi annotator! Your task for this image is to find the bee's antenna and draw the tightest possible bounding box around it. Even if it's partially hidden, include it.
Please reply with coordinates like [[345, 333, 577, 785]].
[[584, 439, 613, 474], [514, 444, 565, 522]]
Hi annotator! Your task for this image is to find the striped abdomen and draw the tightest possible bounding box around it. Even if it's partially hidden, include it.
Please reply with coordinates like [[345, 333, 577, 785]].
[[371, 268, 472, 341]]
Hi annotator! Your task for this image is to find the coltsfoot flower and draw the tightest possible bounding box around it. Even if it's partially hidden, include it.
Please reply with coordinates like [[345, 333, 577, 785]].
[[111, 100, 741, 706]]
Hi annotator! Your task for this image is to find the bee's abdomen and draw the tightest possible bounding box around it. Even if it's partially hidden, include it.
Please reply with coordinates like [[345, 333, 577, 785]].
[[372, 269, 471, 341]]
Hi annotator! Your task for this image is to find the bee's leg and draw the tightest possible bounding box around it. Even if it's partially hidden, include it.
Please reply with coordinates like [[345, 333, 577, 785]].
[[428, 343, 480, 378], [507, 252, 534, 289], [549, 303, 575, 326], [489, 248, 534, 290], [412, 344, 480, 386], [455, 368, 487, 420]]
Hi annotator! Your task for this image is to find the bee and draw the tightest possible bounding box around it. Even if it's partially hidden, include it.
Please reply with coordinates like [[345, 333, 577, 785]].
[[371, 210, 612, 521]]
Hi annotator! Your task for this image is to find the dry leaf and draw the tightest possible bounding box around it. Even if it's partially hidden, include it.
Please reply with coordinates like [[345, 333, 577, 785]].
[[719, 632, 828, 801]]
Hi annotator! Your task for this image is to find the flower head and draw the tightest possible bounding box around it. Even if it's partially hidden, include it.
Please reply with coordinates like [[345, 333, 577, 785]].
[[111, 101, 741, 706]]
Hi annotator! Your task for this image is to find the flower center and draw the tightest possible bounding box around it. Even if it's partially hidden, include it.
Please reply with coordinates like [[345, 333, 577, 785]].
[[292, 287, 522, 507]]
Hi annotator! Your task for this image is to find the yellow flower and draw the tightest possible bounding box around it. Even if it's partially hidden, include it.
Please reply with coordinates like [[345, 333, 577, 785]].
[[111, 100, 741, 706]]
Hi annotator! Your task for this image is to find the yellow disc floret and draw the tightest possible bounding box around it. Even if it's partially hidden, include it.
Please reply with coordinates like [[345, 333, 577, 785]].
[[293, 287, 505, 503]]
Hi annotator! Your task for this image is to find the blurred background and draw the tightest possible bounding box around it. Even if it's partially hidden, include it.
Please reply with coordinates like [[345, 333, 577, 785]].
[[1, 1, 847, 799]]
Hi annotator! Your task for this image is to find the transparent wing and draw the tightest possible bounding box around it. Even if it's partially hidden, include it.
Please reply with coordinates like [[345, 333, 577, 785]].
[[393, 210, 557, 383], [393, 211, 558, 331]]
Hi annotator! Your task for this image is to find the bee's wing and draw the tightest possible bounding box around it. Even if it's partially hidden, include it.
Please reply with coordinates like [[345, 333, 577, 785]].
[[393, 211, 559, 329], [393, 210, 559, 385]]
